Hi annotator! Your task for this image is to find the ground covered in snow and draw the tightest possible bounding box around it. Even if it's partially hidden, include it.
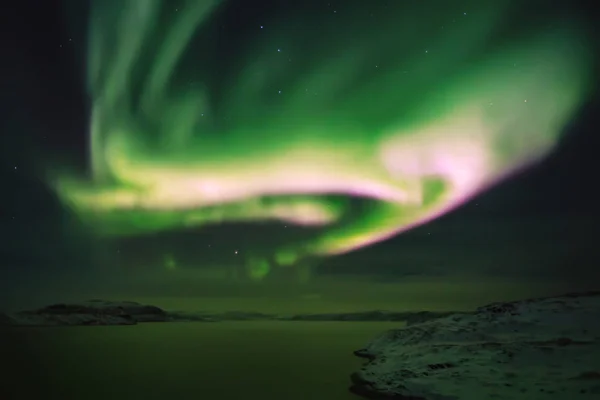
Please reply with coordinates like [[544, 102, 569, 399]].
[[350, 291, 600, 400]]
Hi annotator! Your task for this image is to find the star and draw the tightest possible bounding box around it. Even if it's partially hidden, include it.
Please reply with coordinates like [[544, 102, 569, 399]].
[[234, 250, 238, 254]]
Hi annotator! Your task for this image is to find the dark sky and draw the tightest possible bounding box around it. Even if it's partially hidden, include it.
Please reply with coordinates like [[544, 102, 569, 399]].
[[1, 0, 599, 312]]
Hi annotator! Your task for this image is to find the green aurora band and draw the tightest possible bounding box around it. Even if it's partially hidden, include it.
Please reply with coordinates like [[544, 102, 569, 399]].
[[53, 1, 593, 280]]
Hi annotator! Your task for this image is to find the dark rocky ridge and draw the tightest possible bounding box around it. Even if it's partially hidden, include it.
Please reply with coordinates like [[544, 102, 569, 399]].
[[0, 301, 460, 326], [0, 300, 170, 326]]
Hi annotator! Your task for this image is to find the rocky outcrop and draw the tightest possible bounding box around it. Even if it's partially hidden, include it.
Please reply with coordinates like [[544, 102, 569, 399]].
[[0, 301, 461, 326], [350, 291, 600, 400], [1, 300, 168, 326]]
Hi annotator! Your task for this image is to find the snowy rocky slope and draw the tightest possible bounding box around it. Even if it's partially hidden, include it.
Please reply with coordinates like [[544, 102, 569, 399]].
[[350, 291, 600, 400]]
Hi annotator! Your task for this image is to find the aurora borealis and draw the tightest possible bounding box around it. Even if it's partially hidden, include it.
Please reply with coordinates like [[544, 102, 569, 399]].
[[50, 0, 594, 281]]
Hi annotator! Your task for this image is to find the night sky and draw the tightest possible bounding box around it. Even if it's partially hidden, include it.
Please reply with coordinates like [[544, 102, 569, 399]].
[[1, 0, 599, 313]]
